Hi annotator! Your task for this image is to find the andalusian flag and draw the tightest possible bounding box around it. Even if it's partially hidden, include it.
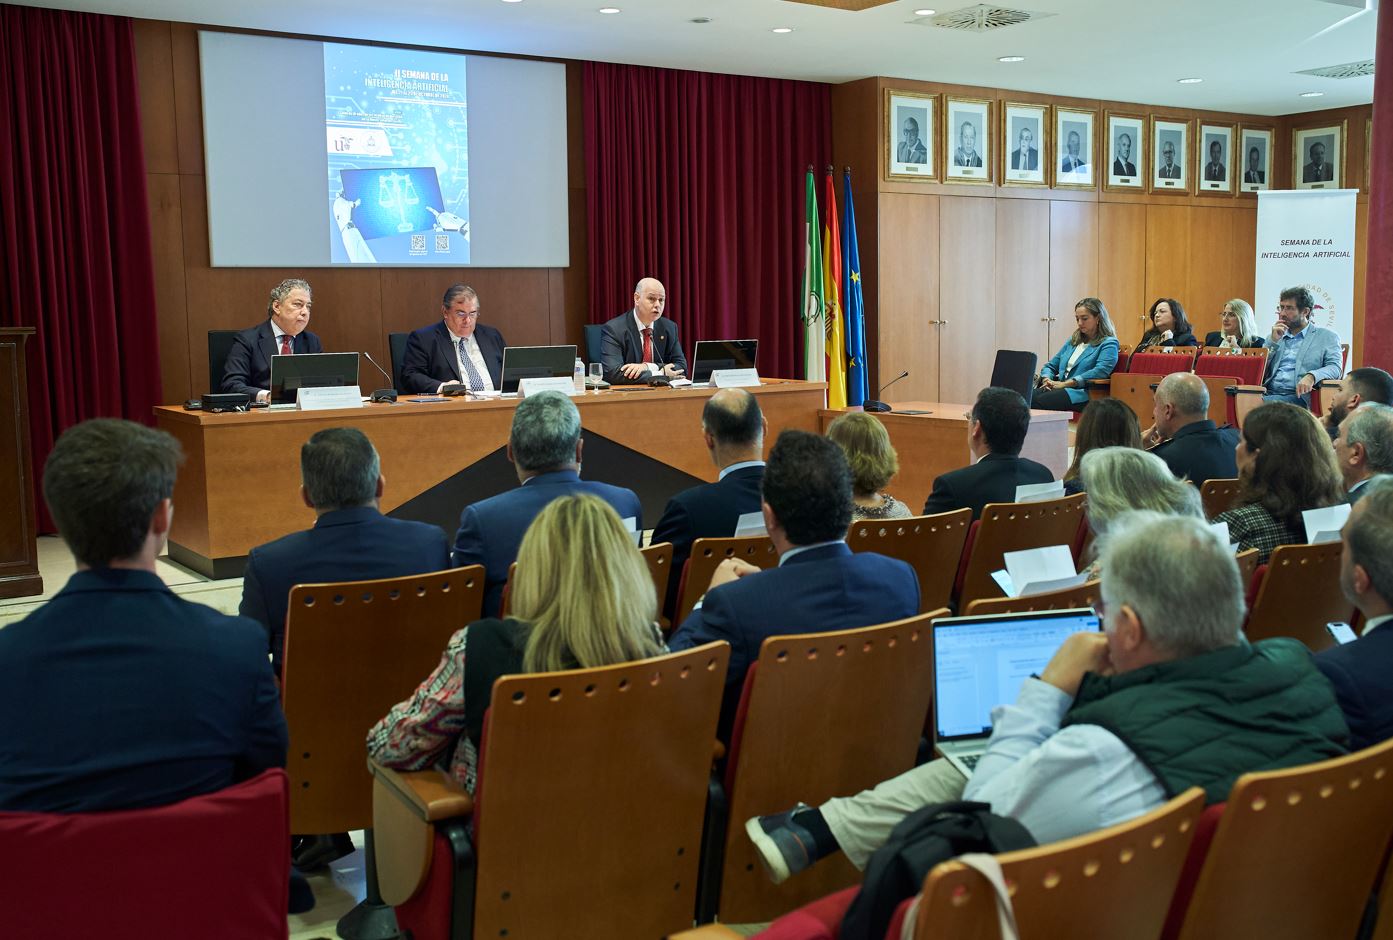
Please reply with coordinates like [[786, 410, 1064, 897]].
[[801, 168, 825, 383], [823, 169, 847, 409], [842, 169, 869, 406]]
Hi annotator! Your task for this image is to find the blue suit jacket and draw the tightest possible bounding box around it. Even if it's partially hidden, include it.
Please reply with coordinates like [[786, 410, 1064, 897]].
[[923, 453, 1055, 520], [399, 321, 507, 393], [1315, 625, 1393, 751], [221, 320, 323, 397], [452, 470, 643, 616], [599, 311, 688, 384], [1263, 325, 1344, 405], [651, 464, 766, 618], [0, 569, 286, 813], [669, 543, 920, 740], [240, 507, 450, 673], [1040, 336, 1120, 405]]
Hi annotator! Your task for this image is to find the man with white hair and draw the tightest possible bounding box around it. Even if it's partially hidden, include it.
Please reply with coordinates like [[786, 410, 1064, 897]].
[[1145, 372, 1239, 485], [746, 513, 1347, 881], [1333, 402, 1393, 503]]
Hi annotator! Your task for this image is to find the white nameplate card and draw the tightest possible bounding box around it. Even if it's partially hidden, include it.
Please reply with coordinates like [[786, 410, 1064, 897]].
[[733, 511, 767, 538], [518, 377, 580, 397], [1303, 504, 1351, 545], [1015, 480, 1065, 503], [621, 516, 642, 547], [711, 368, 760, 388], [991, 544, 1084, 598], [296, 386, 365, 411]]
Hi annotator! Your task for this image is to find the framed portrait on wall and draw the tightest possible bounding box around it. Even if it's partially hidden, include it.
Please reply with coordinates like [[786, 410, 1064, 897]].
[[1054, 107, 1096, 189], [1151, 117, 1190, 192], [1238, 126, 1273, 193], [885, 89, 937, 181], [1293, 122, 1346, 190], [1104, 111, 1145, 191], [944, 96, 991, 184], [1001, 102, 1047, 187], [1198, 123, 1234, 194]]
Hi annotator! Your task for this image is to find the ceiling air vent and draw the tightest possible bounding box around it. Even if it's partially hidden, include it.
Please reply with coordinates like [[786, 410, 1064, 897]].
[[1296, 59, 1375, 80], [919, 4, 1054, 32], [781, 0, 897, 9]]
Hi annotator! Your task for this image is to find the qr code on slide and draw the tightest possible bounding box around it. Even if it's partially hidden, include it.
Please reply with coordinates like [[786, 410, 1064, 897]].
[[411, 234, 426, 252], [435, 235, 450, 253]]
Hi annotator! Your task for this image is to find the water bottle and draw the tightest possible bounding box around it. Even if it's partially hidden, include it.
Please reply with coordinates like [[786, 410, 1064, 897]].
[[574, 357, 586, 394]]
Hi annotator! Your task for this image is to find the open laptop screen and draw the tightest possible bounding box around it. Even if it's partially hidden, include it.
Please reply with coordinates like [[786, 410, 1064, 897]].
[[269, 352, 360, 405], [933, 608, 1101, 741], [499, 344, 578, 394], [690, 339, 758, 383]]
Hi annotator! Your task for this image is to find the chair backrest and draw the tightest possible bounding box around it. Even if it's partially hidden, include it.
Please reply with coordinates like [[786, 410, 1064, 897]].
[[957, 493, 1088, 607], [471, 643, 730, 939], [1129, 348, 1199, 375], [718, 612, 946, 923], [913, 787, 1205, 940], [501, 542, 673, 621], [1174, 738, 1393, 940], [675, 535, 779, 624], [1244, 542, 1353, 651], [1195, 351, 1267, 386], [1108, 349, 1198, 427], [583, 323, 604, 365], [1234, 548, 1259, 600], [0, 769, 291, 939], [963, 578, 1101, 616], [207, 329, 240, 394], [282, 565, 485, 833], [1199, 477, 1241, 519], [389, 331, 410, 392], [847, 510, 972, 613], [990, 350, 1039, 405]]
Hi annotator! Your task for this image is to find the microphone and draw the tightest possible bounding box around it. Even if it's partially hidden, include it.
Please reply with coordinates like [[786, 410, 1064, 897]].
[[361, 351, 398, 403], [863, 371, 909, 413]]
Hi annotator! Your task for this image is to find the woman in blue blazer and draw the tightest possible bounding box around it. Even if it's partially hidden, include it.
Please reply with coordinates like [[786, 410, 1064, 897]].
[[1035, 297, 1121, 411]]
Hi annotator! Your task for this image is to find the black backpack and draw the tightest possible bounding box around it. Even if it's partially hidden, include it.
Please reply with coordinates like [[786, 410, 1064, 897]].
[[840, 800, 1035, 940]]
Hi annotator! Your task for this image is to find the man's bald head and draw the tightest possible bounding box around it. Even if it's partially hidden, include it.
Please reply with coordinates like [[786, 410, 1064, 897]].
[[701, 388, 766, 467], [632, 277, 667, 326], [1154, 372, 1210, 437]]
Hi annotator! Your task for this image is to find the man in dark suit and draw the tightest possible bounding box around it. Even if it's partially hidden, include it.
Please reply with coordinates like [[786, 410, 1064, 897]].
[[599, 277, 689, 384], [952, 121, 983, 168], [652, 388, 767, 619], [922, 387, 1054, 519], [1059, 130, 1086, 175], [1112, 133, 1136, 176], [897, 116, 927, 164], [669, 430, 919, 741], [1315, 477, 1393, 750], [1321, 367, 1393, 439], [1158, 142, 1181, 179], [1303, 142, 1334, 183], [1009, 126, 1038, 171], [399, 284, 507, 393], [0, 419, 286, 814], [222, 278, 324, 402], [240, 427, 450, 676], [1204, 140, 1226, 181], [1244, 145, 1266, 184], [453, 391, 641, 616], [1145, 373, 1239, 486], [1334, 404, 1393, 504]]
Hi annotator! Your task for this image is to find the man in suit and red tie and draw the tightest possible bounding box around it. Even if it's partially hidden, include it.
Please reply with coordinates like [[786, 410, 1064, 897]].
[[399, 284, 508, 394], [221, 278, 324, 402], [599, 276, 689, 384]]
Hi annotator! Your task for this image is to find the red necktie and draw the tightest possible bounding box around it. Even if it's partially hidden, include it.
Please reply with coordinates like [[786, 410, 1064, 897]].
[[642, 328, 653, 363], [279, 335, 292, 356]]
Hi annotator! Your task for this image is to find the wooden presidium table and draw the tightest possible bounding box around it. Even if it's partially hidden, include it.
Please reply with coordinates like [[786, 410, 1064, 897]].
[[154, 380, 826, 578], [818, 401, 1070, 511]]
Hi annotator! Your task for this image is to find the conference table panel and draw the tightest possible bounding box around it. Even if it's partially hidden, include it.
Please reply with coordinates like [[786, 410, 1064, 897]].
[[155, 380, 824, 578], [818, 402, 1070, 511]]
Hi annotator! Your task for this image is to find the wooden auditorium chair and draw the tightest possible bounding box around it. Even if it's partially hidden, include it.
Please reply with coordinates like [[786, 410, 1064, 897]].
[[1194, 347, 1268, 427], [1101, 348, 1198, 418], [370, 643, 730, 940], [1199, 478, 1242, 520], [1243, 542, 1356, 651], [846, 509, 972, 613], [1084, 344, 1133, 403], [675, 535, 779, 624], [500, 541, 674, 626], [963, 578, 1101, 616], [955, 493, 1088, 608]]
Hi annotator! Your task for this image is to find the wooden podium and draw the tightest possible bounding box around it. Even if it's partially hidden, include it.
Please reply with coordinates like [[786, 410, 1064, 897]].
[[0, 327, 42, 599]]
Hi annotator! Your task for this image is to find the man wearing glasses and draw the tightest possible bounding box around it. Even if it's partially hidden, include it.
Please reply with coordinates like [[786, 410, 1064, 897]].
[[400, 284, 508, 394], [1262, 285, 1343, 407]]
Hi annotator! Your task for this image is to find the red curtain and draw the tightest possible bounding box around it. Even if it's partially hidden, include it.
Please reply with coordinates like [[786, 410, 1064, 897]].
[[0, 5, 161, 531], [1366, 1, 1392, 371], [584, 62, 831, 380]]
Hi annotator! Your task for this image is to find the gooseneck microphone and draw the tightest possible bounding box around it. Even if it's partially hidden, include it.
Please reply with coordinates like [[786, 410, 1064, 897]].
[[863, 371, 909, 413], [362, 351, 398, 403]]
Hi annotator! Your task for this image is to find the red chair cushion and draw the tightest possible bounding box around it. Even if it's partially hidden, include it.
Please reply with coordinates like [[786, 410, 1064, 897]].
[[1159, 802, 1227, 940], [1195, 353, 1264, 386], [724, 662, 760, 795], [758, 885, 859, 939], [394, 828, 459, 940], [1128, 351, 1195, 376]]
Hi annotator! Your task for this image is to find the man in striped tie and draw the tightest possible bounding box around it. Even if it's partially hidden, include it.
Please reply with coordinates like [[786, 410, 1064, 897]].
[[399, 284, 508, 394], [221, 278, 324, 402]]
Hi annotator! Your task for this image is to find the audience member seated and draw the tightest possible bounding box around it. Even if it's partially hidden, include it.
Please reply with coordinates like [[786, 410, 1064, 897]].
[[240, 427, 450, 676], [745, 512, 1347, 880], [1334, 403, 1393, 503], [826, 411, 914, 520], [453, 391, 641, 617], [1062, 399, 1141, 495], [600, 277, 688, 385], [368, 495, 665, 793], [222, 278, 323, 403], [1134, 297, 1200, 352], [1213, 402, 1346, 563], [1261, 285, 1343, 406], [1202, 298, 1266, 349], [1322, 366, 1393, 439], [651, 388, 767, 619], [669, 431, 919, 742], [1315, 477, 1393, 750], [1033, 297, 1121, 412], [1144, 372, 1239, 486], [923, 387, 1053, 518], [399, 284, 507, 394], [1080, 447, 1202, 545]]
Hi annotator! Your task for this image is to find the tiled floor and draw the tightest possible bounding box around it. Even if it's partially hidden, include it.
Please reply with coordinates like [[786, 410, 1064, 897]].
[[290, 833, 371, 939]]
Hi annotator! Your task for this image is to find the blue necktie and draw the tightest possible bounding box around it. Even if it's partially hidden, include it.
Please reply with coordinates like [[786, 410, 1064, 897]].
[[457, 339, 485, 391]]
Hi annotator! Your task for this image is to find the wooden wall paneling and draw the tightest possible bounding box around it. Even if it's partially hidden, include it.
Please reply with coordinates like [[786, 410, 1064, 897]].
[[833, 78, 882, 389], [170, 23, 204, 177], [147, 174, 192, 400], [877, 193, 940, 401], [1144, 204, 1193, 336], [133, 20, 178, 176], [1096, 202, 1147, 348], [994, 199, 1050, 365], [938, 196, 997, 395], [1047, 200, 1098, 351], [1186, 206, 1237, 340], [1230, 206, 1257, 307]]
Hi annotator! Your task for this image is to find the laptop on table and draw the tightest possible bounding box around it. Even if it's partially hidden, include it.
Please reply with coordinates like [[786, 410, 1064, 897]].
[[499, 345, 578, 395], [932, 608, 1101, 778], [269, 352, 360, 406], [690, 339, 758, 385]]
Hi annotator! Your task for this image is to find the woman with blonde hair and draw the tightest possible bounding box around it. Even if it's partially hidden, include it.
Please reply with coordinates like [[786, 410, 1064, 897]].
[[826, 411, 912, 520], [1034, 297, 1121, 411], [367, 494, 664, 792], [1078, 446, 1203, 575], [1203, 299, 1265, 349]]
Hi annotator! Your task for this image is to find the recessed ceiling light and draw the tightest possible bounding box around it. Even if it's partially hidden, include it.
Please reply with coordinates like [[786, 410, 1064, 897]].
[[1177, 77, 1203, 84], [599, 6, 621, 12], [998, 55, 1025, 63], [913, 8, 936, 14], [501, 0, 522, 4], [772, 26, 794, 33], [1300, 91, 1325, 98]]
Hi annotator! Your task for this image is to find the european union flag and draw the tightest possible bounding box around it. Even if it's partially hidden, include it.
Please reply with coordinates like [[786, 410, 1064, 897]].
[[842, 170, 869, 406]]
